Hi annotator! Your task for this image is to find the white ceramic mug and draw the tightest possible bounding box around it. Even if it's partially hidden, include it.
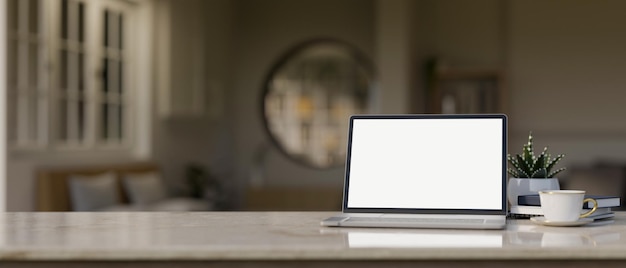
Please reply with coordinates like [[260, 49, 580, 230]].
[[538, 190, 598, 222]]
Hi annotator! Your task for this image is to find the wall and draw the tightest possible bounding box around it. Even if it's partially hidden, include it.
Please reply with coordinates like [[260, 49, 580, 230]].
[[150, 0, 626, 208], [412, 0, 626, 168], [508, 0, 626, 166], [229, 0, 375, 204], [411, 0, 504, 115], [10, 0, 626, 210], [414, 0, 504, 69], [376, 0, 416, 113], [151, 0, 235, 197]]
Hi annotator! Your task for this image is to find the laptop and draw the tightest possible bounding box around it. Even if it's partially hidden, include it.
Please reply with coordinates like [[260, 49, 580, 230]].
[[321, 114, 507, 229]]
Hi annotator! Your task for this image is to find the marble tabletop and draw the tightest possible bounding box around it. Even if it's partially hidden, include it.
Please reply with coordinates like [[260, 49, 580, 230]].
[[1, 211, 626, 261]]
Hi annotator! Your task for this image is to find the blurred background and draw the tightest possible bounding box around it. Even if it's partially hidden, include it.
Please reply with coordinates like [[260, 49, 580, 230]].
[[3, 0, 626, 212]]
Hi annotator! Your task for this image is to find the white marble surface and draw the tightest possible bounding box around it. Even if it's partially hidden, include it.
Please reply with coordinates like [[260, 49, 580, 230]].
[[1, 211, 626, 261]]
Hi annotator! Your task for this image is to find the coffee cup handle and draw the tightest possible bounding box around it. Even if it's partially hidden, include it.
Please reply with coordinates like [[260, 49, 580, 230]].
[[580, 198, 598, 218]]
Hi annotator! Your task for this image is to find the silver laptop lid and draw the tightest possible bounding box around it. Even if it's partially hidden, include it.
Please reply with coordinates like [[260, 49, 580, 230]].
[[343, 114, 507, 215]]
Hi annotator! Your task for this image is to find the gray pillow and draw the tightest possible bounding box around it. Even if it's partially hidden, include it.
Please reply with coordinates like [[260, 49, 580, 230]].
[[68, 172, 120, 211], [122, 172, 168, 205]]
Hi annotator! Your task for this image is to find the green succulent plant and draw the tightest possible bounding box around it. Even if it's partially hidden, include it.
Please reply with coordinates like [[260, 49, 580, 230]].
[[507, 132, 565, 178]]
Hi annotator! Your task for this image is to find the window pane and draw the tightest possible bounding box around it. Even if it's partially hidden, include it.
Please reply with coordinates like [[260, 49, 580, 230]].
[[8, 0, 18, 31], [118, 61, 123, 94], [17, 95, 29, 142], [28, 96, 39, 141], [69, 51, 78, 90], [78, 2, 85, 43], [78, 100, 85, 140], [101, 103, 108, 139], [8, 40, 18, 87], [109, 104, 120, 141], [68, 101, 78, 142], [78, 52, 84, 91], [60, 50, 68, 90], [103, 10, 109, 47], [102, 58, 108, 92], [59, 99, 68, 140], [108, 59, 118, 93], [110, 104, 116, 140], [29, 0, 39, 34], [61, 0, 68, 39], [118, 106, 123, 139], [118, 13, 123, 49], [29, 43, 39, 87], [37, 95, 47, 144], [102, 103, 123, 141]]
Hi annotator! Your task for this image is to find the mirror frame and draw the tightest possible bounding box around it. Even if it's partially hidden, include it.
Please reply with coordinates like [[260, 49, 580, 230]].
[[260, 38, 376, 169]]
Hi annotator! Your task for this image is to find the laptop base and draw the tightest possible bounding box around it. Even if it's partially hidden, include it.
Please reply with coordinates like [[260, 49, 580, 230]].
[[321, 213, 506, 230]]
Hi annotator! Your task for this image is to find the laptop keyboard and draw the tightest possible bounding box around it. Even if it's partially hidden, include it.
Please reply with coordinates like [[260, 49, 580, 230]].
[[346, 217, 485, 224]]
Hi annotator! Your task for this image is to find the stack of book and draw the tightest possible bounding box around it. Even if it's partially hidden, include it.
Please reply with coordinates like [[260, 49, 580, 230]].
[[510, 194, 621, 220]]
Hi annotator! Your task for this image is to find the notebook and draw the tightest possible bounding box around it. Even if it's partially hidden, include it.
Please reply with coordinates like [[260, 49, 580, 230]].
[[321, 114, 508, 229]]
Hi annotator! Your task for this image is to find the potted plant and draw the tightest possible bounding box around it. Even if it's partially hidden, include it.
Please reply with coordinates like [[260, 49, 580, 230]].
[[507, 132, 566, 205], [186, 164, 221, 201]]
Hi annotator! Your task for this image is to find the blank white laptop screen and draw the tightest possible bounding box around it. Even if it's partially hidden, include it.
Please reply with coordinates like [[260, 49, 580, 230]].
[[346, 117, 504, 211]]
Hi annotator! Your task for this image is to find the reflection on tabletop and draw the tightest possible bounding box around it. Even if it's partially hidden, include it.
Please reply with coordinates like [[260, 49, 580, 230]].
[[320, 218, 623, 249], [347, 232, 503, 248], [507, 218, 620, 247]]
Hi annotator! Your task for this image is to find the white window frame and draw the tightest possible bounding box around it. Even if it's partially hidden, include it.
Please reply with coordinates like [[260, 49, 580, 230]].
[[7, 0, 139, 156], [7, 0, 49, 149], [97, 2, 134, 148], [53, 0, 89, 147]]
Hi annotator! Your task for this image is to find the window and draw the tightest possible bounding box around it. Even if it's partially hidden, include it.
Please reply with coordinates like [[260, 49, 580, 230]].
[[7, 0, 47, 147], [101, 8, 126, 143], [7, 0, 135, 152], [58, 0, 87, 144]]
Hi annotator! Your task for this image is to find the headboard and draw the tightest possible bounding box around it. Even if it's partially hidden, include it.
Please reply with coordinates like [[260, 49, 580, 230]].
[[36, 163, 159, 211]]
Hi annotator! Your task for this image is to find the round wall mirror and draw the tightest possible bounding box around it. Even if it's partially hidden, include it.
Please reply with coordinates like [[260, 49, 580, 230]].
[[262, 39, 375, 169]]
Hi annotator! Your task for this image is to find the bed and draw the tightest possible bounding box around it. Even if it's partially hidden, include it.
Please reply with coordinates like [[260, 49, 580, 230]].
[[36, 163, 211, 211]]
